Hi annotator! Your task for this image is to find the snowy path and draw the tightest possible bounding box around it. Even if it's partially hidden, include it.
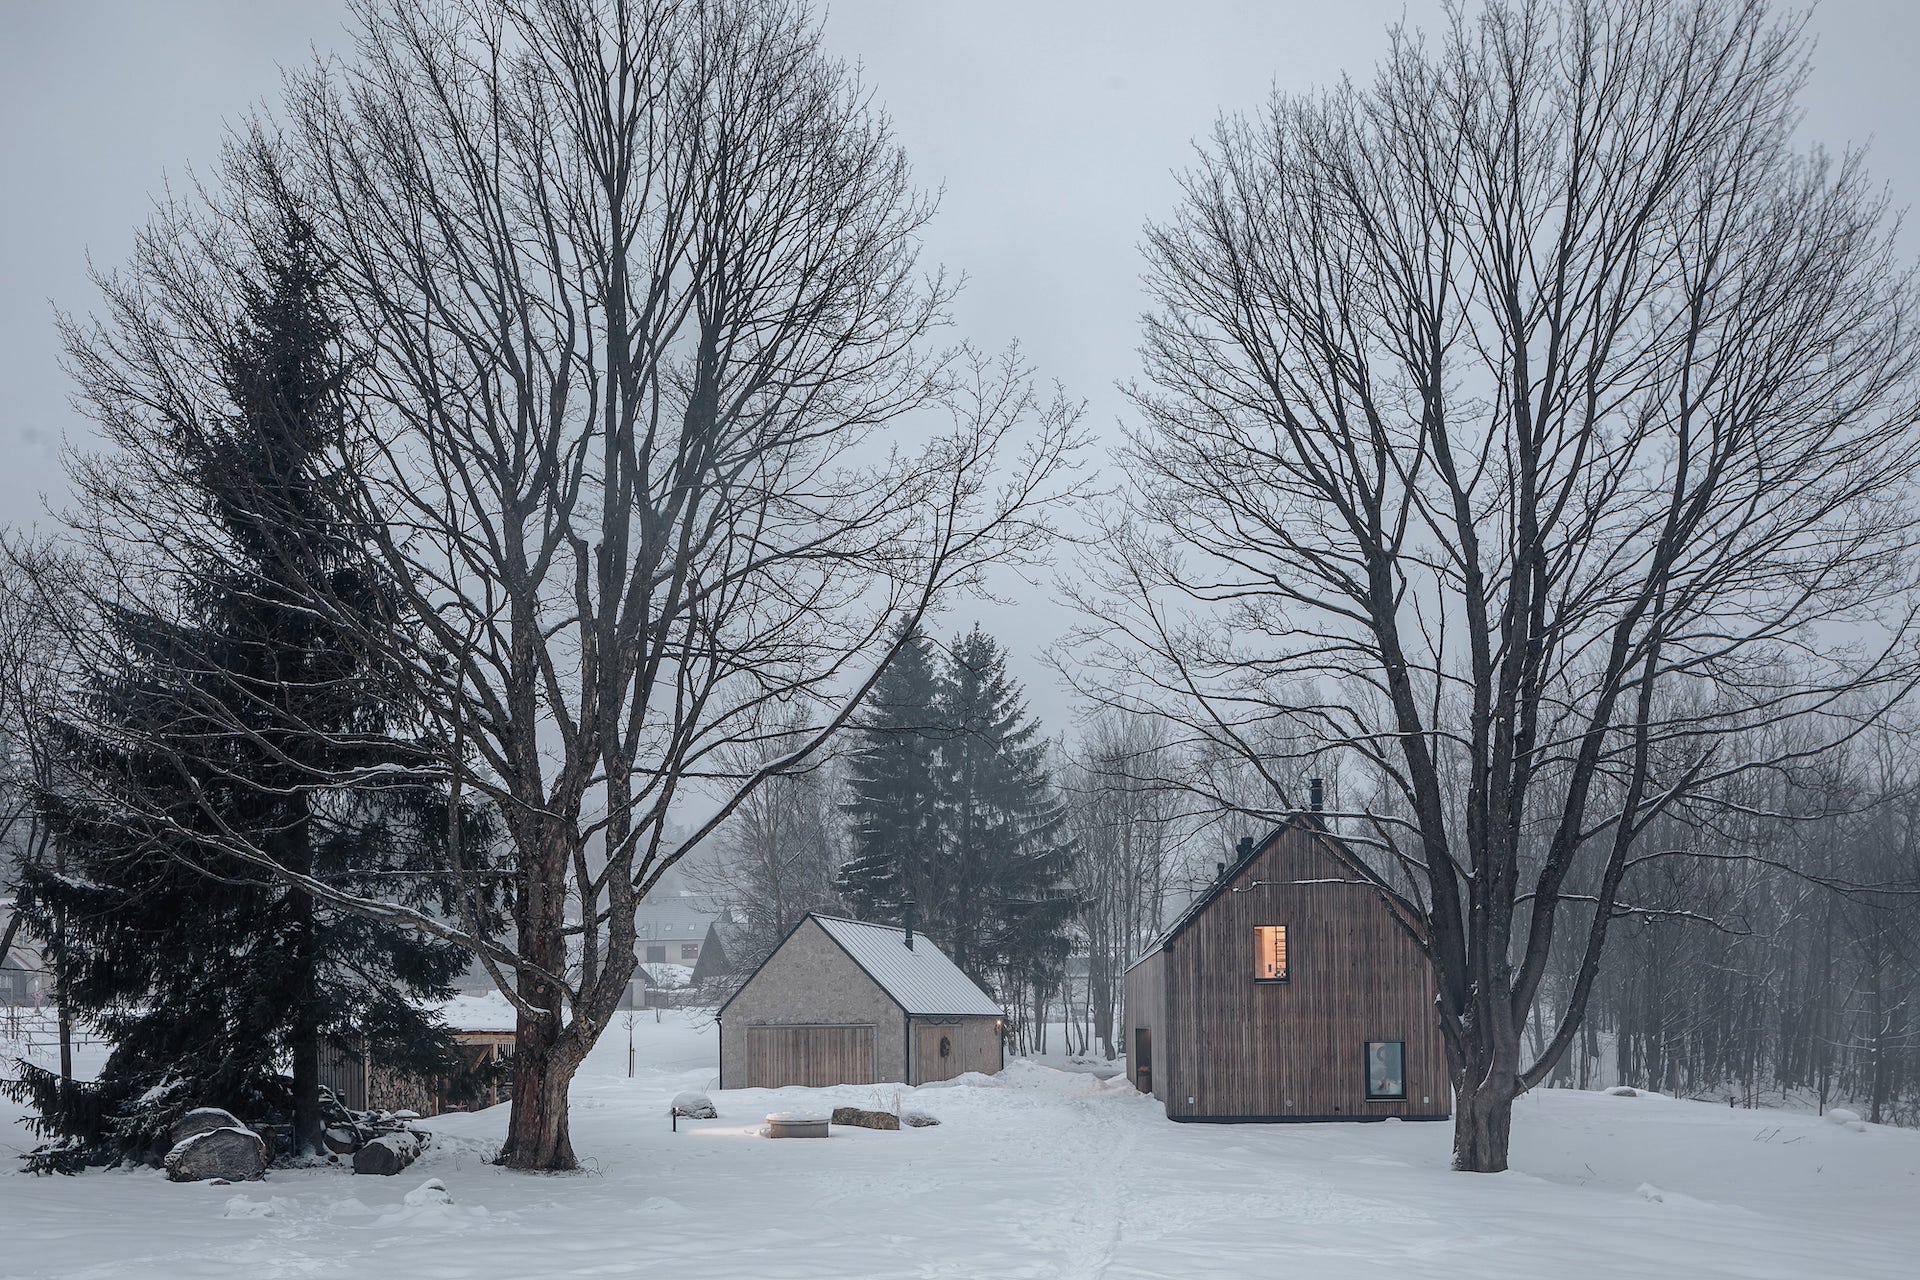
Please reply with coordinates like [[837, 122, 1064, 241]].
[[5, 1013, 1919, 1278]]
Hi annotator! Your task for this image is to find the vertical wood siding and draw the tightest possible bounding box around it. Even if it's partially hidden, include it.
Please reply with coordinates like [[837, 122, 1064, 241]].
[[910, 1016, 1001, 1084], [1123, 949, 1171, 1104], [745, 1024, 877, 1087], [1164, 823, 1449, 1121]]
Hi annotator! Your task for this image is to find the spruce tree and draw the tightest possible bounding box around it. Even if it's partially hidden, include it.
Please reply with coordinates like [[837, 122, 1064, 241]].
[[7, 202, 487, 1171], [936, 626, 1075, 989], [837, 623, 949, 927]]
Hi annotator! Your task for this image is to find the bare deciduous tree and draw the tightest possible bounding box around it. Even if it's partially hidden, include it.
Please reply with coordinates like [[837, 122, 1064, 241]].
[[1059, 713, 1185, 1059], [264, 0, 1081, 1169], [0, 538, 85, 1083], [685, 714, 846, 987], [1070, 0, 1920, 1171]]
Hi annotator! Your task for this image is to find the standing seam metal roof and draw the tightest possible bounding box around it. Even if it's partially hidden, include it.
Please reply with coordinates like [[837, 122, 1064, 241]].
[[810, 915, 1003, 1017]]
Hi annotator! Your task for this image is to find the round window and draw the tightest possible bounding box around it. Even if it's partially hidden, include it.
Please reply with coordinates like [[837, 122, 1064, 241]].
[[939, 1035, 952, 1058]]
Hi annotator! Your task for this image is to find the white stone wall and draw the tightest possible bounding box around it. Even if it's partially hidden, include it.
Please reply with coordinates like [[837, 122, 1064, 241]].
[[719, 918, 908, 1086]]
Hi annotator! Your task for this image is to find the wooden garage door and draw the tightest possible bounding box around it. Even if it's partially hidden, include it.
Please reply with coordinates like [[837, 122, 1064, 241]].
[[745, 1024, 876, 1088]]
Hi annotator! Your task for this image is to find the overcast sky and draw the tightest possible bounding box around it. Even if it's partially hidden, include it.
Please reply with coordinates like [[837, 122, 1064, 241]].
[[3, 1, 1917, 728]]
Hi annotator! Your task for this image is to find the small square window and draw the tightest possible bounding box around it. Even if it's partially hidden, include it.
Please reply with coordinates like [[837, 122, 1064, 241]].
[[1254, 926, 1288, 982], [1365, 1040, 1406, 1101]]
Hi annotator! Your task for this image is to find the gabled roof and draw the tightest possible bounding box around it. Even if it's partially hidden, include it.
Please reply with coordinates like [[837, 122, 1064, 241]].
[[1121, 821, 1320, 971], [718, 912, 1003, 1019], [810, 915, 1003, 1017], [707, 919, 752, 954]]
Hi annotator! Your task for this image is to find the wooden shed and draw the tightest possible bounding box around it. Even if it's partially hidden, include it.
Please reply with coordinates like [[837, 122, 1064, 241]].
[[318, 993, 516, 1116], [718, 914, 1005, 1089], [1124, 815, 1449, 1123]]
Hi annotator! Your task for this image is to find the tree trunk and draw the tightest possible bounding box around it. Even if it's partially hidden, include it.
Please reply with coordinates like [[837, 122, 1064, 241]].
[[1450, 1012, 1522, 1173], [285, 799, 325, 1158], [1089, 962, 1114, 1061], [290, 1037, 322, 1158], [1452, 1092, 1513, 1174], [1451, 1072, 1517, 1173], [289, 890, 323, 1158], [54, 838, 71, 1091], [499, 1018, 579, 1171], [498, 840, 580, 1172], [1868, 957, 1888, 1126]]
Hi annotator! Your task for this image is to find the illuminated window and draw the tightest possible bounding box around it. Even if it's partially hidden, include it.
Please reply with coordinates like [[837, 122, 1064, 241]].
[[681, 943, 699, 960], [1254, 926, 1289, 981], [1365, 1041, 1406, 1100]]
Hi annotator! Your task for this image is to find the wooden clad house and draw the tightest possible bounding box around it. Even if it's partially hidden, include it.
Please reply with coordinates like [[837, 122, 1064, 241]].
[[1124, 813, 1449, 1123], [717, 914, 1005, 1089]]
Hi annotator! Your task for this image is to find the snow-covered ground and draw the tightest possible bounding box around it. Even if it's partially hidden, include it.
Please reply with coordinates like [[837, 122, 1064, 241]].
[[5, 1011, 1918, 1279]]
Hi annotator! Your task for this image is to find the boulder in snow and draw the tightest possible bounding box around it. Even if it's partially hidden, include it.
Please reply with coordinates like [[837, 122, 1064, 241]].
[[901, 1109, 941, 1128], [169, 1107, 246, 1148], [1824, 1108, 1867, 1132], [671, 1090, 717, 1119], [830, 1105, 899, 1131], [353, 1130, 429, 1176], [165, 1126, 268, 1183], [1605, 1086, 1639, 1098]]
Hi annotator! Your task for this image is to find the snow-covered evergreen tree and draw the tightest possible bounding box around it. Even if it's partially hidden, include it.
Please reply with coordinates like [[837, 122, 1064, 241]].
[[839, 623, 1074, 1002], [936, 626, 1075, 995], [6, 200, 489, 1171]]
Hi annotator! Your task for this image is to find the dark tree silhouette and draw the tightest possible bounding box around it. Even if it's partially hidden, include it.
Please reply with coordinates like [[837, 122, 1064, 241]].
[[12, 201, 489, 1169]]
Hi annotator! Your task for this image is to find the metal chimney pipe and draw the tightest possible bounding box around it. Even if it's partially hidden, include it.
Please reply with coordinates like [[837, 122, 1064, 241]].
[[903, 901, 915, 951], [1309, 777, 1324, 813]]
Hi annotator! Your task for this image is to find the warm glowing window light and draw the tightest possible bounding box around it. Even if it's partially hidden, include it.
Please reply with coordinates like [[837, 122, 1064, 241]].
[[1254, 925, 1288, 981]]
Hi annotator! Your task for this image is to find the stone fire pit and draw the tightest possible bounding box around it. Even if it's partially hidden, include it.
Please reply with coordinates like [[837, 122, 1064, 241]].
[[764, 1111, 829, 1138]]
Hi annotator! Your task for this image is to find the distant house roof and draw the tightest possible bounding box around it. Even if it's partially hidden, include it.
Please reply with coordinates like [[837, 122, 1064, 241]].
[[688, 920, 754, 986], [809, 915, 1002, 1017], [633, 895, 720, 944]]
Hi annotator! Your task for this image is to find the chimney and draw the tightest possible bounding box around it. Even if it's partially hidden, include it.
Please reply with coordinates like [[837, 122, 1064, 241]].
[[1216, 861, 1227, 881], [903, 901, 915, 951], [1310, 778, 1324, 813]]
